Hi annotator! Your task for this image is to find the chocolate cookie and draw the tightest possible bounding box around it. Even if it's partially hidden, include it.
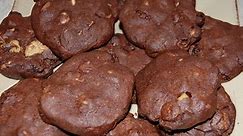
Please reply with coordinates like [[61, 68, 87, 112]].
[[119, 0, 204, 57], [107, 114, 161, 136], [39, 51, 134, 135], [194, 16, 243, 82], [136, 50, 220, 131], [0, 12, 60, 79], [166, 87, 236, 136], [99, 34, 152, 75], [31, 0, 119, 59], [0, 79, 68, 136]]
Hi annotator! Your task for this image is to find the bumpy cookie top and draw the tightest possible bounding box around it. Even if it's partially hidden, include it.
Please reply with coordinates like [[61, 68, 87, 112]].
[[136, 50, 220, 130]]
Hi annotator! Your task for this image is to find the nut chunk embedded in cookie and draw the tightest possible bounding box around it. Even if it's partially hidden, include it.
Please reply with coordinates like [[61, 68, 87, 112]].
[[165, 87, 236, 136], [0, 12, 60, 79], [39, 51, 134, 135], [136, 50, 220, 131]]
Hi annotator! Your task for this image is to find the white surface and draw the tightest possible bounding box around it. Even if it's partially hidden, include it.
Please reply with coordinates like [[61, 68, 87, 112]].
[[0, 0, 14, 22], [0, 0, 242, 136], [237, 0, 243, 26], [196, 0, 238, 25]]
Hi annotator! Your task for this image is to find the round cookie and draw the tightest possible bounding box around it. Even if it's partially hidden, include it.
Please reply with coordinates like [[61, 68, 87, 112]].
[[136, 50, 220, 131], [119, 0, 204, 57], [165, 87, 236, 136], [107, 114, 161, 136], [40, 51, 134, 135], [99, 33, 152, 76], [194, 16, 243, 82], [0, 12, 60, 79], [0, 79, 68, 136], [31, 0, 119, 59]]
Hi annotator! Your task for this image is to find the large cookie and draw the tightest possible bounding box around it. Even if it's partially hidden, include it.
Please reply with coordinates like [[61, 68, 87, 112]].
[[39, 51, 134, 135], [194, 16, 243, 82], [99, 33, 152, 76], [107, 114, 161, 136], [0, 12, 60, 79], [136, 50, 220, 131], [119, 0, 204, 57], [0, 79, 68, 136], [166, 87, 236, 136], [31, 0, 119, 59]]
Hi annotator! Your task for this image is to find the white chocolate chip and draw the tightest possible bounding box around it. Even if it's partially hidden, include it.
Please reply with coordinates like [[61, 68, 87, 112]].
[[60, 12, 70, 24], [177, 93, 189, 101], [107, 3, 112, 7], [82, 101, 88, 105], [88, 21, 95, 27], [71, 0, 76, 6], [75, 78, 85, 82], [1, 64, 7, 69], [108, 70, 113, 74], [9, 28, 15, 32], [175, 2, 180, 7], [9, 40, 22, 53], [41, 2, 51, 11], [178, 58, 183, 62], [144, 1, 149, 6], [105, 14, 112, 19], [25, 40, 49, 57]]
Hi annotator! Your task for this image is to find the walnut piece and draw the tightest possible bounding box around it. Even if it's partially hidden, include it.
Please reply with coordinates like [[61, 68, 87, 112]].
[[25, 40, 49, 57], [9, 40, 22, 53], [177, 92, 189, 101]]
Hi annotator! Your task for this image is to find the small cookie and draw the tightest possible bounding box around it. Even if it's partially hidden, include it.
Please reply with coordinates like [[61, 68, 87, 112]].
[[194, 16, 243, 82], [166, 87, 236, 136], [119, 0, 204, 57], [40, 51, 134, 135], [136, 50, 220, 130], [0, 79, 68, 136], [107, 114, 161, 136], [0, 12, 60, 79], [99, 34, 152, 75], [31, 0, 119, 59]]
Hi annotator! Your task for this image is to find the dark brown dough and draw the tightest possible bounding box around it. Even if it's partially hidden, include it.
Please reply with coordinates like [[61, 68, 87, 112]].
[[119, 0, 204, 57], [0, 12, 60, 79], [31, 0, 119, 59], [136, 50, 220, 131], [107, 114, 161, 136], [99, 33, 152, 76], [40, 51, 134, 135], [99, 34, 152, 104], [165, 87, 236, 136], [0, 79, 68, 136], [194, 16, 243, 82]]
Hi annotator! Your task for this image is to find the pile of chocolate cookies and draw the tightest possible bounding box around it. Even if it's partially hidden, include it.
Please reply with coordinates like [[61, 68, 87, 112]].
[[0, 0, 242, 135]]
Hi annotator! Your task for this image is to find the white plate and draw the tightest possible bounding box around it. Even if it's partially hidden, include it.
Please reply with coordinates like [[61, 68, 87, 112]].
[[0, 0, 242, 135]]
